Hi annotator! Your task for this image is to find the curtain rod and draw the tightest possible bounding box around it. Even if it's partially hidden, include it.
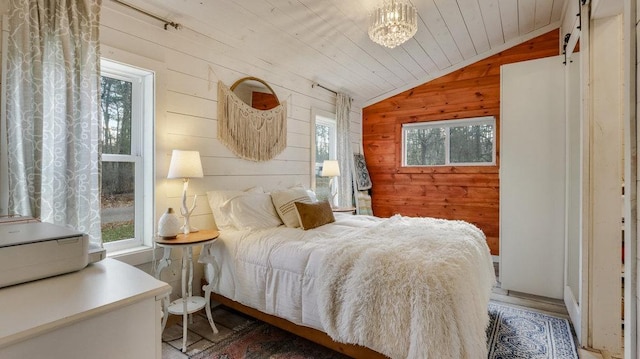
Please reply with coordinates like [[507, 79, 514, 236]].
[[111, 0, 181, 30], [312, 83, 337, 95]]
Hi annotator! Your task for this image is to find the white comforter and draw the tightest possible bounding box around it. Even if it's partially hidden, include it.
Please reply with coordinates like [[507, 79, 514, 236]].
[[202, 214, 495, 359]]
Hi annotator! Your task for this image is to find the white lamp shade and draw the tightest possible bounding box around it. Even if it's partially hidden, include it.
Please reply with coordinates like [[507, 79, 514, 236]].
[[167, 150, 204, 179], [321, 160, 340, 177]]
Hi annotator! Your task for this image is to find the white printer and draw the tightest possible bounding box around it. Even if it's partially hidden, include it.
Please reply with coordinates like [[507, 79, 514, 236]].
[[0, 221, 98, 288]]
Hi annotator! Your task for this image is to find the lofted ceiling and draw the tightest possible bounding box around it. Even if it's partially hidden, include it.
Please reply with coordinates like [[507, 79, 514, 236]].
[[118, 0, 568, 107]]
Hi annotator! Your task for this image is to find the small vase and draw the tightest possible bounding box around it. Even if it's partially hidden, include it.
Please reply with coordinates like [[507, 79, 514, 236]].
[[158, 208, 181, 238]]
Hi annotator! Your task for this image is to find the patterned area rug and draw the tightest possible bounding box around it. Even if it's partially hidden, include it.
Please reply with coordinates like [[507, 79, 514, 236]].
[[487, 303, 578, 359], [163, 303, 578, 359], [162, 307, 348, 359]]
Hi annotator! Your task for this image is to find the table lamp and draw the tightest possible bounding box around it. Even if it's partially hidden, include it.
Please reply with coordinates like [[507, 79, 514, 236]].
[[321, 160, 340, 207], [168, 150, 204, 234]]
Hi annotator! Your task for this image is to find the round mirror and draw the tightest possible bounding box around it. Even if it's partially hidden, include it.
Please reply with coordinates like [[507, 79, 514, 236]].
[[231, 77, 280, 111]]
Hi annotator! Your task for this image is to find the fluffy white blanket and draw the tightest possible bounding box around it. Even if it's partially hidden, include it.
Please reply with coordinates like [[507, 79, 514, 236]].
[[317, 215, 495, 359]]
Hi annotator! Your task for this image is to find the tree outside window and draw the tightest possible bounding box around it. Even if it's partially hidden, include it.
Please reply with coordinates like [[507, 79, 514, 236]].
[[99, 59, 153, 252], [314, 114, 337, 200], [403, 117, 496, 167], [100, 75, 135, 243]]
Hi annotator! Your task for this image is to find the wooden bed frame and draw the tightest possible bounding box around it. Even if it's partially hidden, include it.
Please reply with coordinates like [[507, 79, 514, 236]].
[[210, 292, 388, 359]]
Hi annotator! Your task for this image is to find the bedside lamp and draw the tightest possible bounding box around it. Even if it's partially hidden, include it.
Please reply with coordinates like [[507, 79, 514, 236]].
[[168, 150, 204, 234], [321, 160, 340, 207]]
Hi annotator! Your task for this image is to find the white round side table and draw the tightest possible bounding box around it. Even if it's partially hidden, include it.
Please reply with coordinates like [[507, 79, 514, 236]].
[[155, 229, 219, 353]]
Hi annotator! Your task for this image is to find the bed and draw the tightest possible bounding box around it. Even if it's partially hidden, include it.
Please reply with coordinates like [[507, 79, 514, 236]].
[[201, 187, 496, 359]]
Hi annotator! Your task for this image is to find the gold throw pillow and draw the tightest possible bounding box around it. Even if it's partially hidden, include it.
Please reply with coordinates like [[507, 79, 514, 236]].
[[294, 200, 335, 230]]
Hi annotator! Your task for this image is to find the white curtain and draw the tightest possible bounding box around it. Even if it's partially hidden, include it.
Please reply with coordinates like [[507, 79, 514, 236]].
[[336, 93, 353, 208], [6, 0, 102, 244]]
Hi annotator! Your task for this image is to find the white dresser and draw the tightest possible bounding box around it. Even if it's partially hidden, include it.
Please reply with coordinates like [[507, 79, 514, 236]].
[[0, 258, 171, 359]]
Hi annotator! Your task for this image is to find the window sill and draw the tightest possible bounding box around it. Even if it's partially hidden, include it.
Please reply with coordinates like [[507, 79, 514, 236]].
[[108, 245, 163, 267], [396, 165, 498, 174]]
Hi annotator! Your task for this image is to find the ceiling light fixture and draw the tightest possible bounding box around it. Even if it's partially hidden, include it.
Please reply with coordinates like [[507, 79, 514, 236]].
[[368, 0, 418, 49]]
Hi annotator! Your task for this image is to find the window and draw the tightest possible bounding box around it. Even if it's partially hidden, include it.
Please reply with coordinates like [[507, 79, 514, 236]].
[[312, 110, 337, 201], [402, 116, 496, 166], [100, 59, 154, 252]]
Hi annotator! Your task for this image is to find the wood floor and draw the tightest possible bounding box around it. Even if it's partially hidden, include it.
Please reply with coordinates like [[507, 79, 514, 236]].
[[166, 261, 599, 358], [491, 262, 604, 359], [491, 262, 567, 315]]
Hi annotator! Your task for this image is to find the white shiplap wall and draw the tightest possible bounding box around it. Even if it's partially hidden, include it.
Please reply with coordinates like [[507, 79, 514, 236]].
[[0, 3, 362, 294], [114, 0, 567, 107], [99, 2, 363, 233], [99, 3, 362, 293]]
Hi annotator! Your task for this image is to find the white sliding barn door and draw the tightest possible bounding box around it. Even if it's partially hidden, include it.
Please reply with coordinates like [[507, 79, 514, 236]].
[[500, 55, 566, 299]]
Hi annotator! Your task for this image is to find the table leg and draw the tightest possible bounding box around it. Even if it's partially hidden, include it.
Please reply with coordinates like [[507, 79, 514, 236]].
[[188, 247, 194, 325], [154, 247, 172, 279], [181, 248, 188, 353], [155, 247, 172, 332], [188, 247, 194, 298], [161, 293, 169, 332], [204, 255, 220, 334]]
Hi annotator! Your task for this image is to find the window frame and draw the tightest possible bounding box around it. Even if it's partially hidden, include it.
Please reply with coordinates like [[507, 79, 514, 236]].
[[311, 108, 337, 191], [100, 58, 154, 253], [401, 116, 496, 167]]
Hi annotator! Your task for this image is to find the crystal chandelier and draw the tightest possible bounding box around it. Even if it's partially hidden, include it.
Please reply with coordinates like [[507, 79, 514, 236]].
[[368, 0, 418, 49]]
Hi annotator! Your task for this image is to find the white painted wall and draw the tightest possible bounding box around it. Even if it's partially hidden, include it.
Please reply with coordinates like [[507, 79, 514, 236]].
[[102, 1, 363, 294], [632, 0, 640, 357], [97, 3, 364, 219], [0, 2, 363, 297], [591, 0, 624, 19], [589, 14, 623, 356], [622, 1, 638, 358], [565, 51, 581, 311]]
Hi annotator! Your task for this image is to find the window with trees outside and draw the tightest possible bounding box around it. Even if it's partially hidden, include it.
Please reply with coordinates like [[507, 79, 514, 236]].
[[402, 116, 496, 166], [314, 112, 337, 201], [100, 59, 154, 252]]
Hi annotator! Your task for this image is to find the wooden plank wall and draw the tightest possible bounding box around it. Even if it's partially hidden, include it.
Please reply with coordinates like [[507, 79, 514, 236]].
[[362, 30, 559, 255], [252, 92, 280, 110]]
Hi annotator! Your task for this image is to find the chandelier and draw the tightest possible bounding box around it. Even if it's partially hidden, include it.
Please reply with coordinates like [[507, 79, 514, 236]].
[[368, 0, 418, 49]]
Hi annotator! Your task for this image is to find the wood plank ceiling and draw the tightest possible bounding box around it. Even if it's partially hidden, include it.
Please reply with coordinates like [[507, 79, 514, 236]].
[[122, 0, 568, 106]]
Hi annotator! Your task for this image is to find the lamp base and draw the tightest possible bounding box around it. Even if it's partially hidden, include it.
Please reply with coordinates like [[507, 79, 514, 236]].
[[181, 227, 200, 235], [328, 177, 338, 208], [330, 192, 338, 209], [179, 180, 199, 235], [181, 217, 200, 235]]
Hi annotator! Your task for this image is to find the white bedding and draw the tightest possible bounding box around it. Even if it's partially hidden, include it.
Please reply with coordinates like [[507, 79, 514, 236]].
[[203, 213, 380, 329], [201, 213, 495, 358]]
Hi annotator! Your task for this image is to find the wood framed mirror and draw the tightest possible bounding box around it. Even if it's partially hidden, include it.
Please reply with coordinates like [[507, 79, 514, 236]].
[[230, 77, 280, 111], [217, 76, 287, 162]]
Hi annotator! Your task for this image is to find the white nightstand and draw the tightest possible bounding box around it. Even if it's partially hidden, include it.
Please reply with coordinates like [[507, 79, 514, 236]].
[[155, 230, 219, 352]]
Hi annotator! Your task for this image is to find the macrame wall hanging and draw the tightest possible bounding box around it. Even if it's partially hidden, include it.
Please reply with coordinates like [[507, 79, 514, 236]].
[[217, 77, 287, 162]]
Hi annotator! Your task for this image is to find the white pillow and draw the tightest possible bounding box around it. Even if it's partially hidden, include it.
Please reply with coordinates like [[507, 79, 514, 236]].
[[269, 185, 318, 202], [223, 193, 283, 230], [270, 188, 312, 228], [207, 187, 263, 230]]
